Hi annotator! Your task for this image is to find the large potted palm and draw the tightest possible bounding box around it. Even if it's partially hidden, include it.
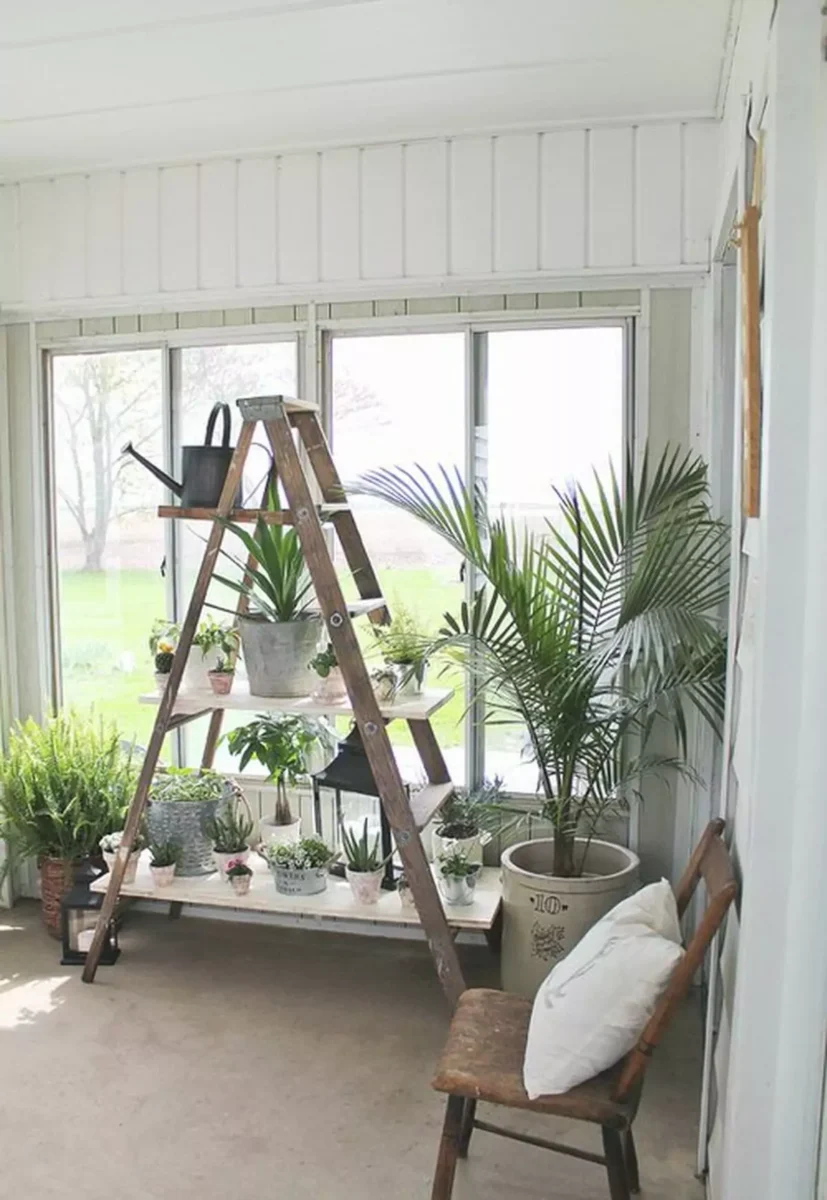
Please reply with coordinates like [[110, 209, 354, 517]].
[[355, 446, 729, 997], [215, 482, 320, 697]]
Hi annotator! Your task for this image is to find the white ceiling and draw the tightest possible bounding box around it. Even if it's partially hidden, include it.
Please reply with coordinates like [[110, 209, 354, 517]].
[[0, 0, 735, 179]]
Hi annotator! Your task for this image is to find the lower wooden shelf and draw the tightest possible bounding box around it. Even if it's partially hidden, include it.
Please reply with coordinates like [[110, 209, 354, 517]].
[[91, 852, 502, 932]]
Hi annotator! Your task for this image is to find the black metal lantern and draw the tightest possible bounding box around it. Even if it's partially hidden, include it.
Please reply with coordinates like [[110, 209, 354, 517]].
[[60, 866, 119, 967], [312, 724, 407, 888]]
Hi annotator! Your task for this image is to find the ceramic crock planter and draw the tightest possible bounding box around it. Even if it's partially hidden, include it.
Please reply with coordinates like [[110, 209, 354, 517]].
[[500, 837, 640, 1000], [239, 615, 321, 698]]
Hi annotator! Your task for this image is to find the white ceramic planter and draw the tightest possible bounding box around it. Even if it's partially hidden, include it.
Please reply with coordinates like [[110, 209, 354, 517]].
[[230, 873, 252, 897], [182, 646, 220, 691], [397, 877, 417, 911], [213, 847, 250, 880], [500, 837, 640, 1000], [155, 673, 170, 695], [432, 829, 491, 867], [150, 864, 176, 888], [103, 849, 141, 886], [259, 816, 302, 847], [271, 864, 328, 896], [438, 869, 481, 907], [312, 667, 348, 704], [345, 866, 384, 905]]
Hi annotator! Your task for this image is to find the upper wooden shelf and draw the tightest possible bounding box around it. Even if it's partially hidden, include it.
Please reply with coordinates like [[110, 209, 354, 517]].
[[158, 503, 349, 523], [139, 684, 454, 722], [237, 394, 318, 416]]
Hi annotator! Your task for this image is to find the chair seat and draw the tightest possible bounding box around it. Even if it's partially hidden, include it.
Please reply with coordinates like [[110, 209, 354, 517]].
[[432, 988, 637, 1131]]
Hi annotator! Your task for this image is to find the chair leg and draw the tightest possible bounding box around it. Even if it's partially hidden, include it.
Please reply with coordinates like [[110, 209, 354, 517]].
[[431, 1095, 465, 1200], [602, 1127, 631, 1200], [457, 1098, 477, 1158], [624, 1128, 640, 1193]]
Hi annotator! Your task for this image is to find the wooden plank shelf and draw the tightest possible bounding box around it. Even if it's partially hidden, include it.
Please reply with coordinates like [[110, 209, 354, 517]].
[[158, 503, 349, 523], [139, 684, 453, 722], [90, 853, 502, 932], [410, 782, 454, 830]]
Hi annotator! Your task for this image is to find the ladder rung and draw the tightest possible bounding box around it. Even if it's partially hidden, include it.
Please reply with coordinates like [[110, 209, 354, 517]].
[[158, 505, 349, 523], [410, 782, 454, 830]]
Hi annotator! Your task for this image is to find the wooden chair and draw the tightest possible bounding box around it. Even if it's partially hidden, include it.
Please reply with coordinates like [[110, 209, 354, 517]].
[[429, 819, 737, 1200]]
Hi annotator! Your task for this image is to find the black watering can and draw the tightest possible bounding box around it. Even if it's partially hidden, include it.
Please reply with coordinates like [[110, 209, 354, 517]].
[[122, 402, 242, 508]]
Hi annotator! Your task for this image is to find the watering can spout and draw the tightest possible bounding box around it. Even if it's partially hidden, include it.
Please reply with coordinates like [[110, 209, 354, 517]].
[[121, 441, 183, 497]]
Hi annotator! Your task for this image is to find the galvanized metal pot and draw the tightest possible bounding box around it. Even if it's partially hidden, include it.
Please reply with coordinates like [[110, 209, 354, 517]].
[[239, 615, 321, 698], [500, 837, 640, 1000], [438, 867, 481, 906], [146, 782, 233, 877], [270, 864, 328, 896]]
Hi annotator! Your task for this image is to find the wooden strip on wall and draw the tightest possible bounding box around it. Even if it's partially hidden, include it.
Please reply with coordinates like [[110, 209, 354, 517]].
[[683, 121, 716, 264], [589, 126, 635, 267], [52, 175, 86, 299], [540, 129, 587, 271], [18, 179, 53, 303], [160, 164, 198, 292], [237, 157, 277, 287], [494, 133, 539, 273], [0, 185, 21, 303], [86, 171, 122, 297], [123, 168, 160, 296], [449, 136, 493, 275], [278, 152, 319, 284], [361, 144, 403, 279], [404, 139, 447, 277], [199, 159, 237, 290], [636, 123, 683, 266], [320, 147, 360, 281]]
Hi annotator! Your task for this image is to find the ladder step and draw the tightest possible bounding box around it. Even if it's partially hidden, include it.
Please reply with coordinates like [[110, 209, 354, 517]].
[[158, 504, 350, 523], [237, 394, 319, 419], [410, 782, 454, 830]]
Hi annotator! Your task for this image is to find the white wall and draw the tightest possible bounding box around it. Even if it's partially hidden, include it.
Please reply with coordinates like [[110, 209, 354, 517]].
[[0, 122, 716, 312]]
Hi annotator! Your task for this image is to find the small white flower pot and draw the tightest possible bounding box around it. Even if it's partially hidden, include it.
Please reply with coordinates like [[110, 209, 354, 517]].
[[345, 866, 384, 905], [432, 829, 491, 866], [155, 673, 170, 695], [230, 873, 252, 897], [103, 849, 141, 886], [397, 877, 418, 912], [312, 667, 348, 704], [438, 868, 481, 907], [182, 646, 220, 692], [213, 847, 250, 881], [150, 864, 176, 888], [259, 816, 302, 847]]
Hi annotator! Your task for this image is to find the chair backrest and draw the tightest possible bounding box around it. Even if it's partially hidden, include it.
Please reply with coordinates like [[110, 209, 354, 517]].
[[612, 818, 737, 1101]]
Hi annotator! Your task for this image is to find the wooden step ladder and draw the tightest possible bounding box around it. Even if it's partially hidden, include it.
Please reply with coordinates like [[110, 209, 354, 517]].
[[81, 395, 467, 1006]]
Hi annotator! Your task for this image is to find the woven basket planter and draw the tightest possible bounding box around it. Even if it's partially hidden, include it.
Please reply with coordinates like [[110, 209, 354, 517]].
[[39, 856, 74, 938]]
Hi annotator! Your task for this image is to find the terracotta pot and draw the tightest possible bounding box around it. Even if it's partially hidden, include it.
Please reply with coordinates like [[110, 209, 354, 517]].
[[345, 866, 384, 905], [150, 863, 176, 888], [38, 856, 74, 937], [208, 671, 234, 696], [500, 837, 640, 1000], [230, 873, 252, 897]]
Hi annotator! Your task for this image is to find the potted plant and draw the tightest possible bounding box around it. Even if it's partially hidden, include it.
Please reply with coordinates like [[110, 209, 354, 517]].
[[148, 840, 181, 887], [225, 713, 333, 847], [309, 643, 347, 704], [340, 818, 391, 905], [208, 656, 235, 696], [355, 446, 729, 996], [214, 481, 320, 697], [225, 858, 253, 897], [184, 617, 239, 691], [396, 873, 417, 912], [205, 802, 255, 880], [0, 711, 137, 936], [154, 648, 175, 694], [263, 836, 334, 896], [373, 603, 429, 697], [146, 768, 233, 877], [437, 848, 482, 907], [101, 830, 144, 887], [431, 777, 502, 866]]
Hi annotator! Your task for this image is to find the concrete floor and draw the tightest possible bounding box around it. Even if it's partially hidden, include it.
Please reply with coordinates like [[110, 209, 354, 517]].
[[1, 902, 705, 1200]]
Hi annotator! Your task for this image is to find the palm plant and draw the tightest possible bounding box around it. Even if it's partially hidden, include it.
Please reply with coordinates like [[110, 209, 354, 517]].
[[354, 445, 729, 877]]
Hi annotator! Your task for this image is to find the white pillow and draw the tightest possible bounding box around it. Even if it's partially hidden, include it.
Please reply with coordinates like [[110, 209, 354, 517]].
[[523, 880, 684, 1099]]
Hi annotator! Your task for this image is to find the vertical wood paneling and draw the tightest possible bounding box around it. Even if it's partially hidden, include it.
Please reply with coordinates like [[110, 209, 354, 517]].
[[0, 184, 22, 302], [540, 129, 587, 270], [449, 136, 493, 275], [636, 123, 683, 266], [494, 133, 539, 272], [122, 168, 160, 295], [51, 175, 86, 299], [683, 121, 716, 264], [237, 157, 277, 287], [589, 126, 635, 267], [360, 144, 403, 279], [278, 152, 319, 283], [404, 140, 447, 277], [19, 179, 53, 302], [320, 147, 360, 281], [199, 159, 237, 290], [159, 164, 198, 292], [86, 171, 122, 297]]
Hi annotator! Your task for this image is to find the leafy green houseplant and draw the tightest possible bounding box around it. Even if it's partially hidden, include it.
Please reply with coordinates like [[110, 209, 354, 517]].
[[0, 711, 137, 934], [263, 836, 333, 896], [356, 446, 729, 992], [214, 481, 320, 698], [373, 603, 429, 695], [437, 848, 482, 907], [309, 643, 347, 703], [340, 818, 391, 905], [431, 778, 502, 865], [225, 714, 333, 846], [146, 768, 232, 878]]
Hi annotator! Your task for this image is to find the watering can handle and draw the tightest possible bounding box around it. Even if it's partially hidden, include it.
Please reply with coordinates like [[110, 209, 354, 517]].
[[204, 402, 232, 448]]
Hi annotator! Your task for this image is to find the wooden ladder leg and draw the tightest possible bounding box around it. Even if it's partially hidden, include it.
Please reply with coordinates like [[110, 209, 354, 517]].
[[265, 409, 466, 1007], [81, 422, 256, 983], [602, 1127, 632, 1200], [431, 1095, 464, 1200]]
